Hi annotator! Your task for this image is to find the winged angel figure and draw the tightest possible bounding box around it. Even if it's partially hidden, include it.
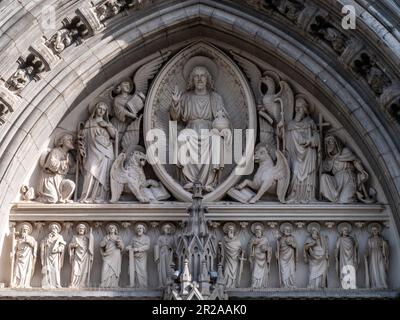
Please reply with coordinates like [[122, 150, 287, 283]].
[[228, 52, 292, 203], [78, 53, 171, 203], [95, 52, 171, 153]]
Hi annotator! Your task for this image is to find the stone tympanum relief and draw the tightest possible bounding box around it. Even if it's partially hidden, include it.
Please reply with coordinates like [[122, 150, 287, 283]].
[[28, 41, 378, 206], [69, 223, 94, 288], [126, 223, 150, 288], [365, 223, 389, 289], [100, 223, 124, 288], [303, 222, 329, 289], [11, 223, 37, 288], [335, 222, 358, 289], [11, 40, 391, 297], [41, 222, 66, 289]]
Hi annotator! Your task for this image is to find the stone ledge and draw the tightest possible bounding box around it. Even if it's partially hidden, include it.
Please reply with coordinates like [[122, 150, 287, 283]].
[[0, 288, 398, 300], [0, 288, 162, 300], [10, 202, 387, 221], [227, 288, 400, 300]]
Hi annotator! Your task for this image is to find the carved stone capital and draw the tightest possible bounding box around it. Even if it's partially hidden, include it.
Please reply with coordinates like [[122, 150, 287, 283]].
[[267, 221, 278, 229], [354, 222, 366, 229], [324, 222, 335, 229], [121, 221, 131, 229], [295, 221, 306, 229]]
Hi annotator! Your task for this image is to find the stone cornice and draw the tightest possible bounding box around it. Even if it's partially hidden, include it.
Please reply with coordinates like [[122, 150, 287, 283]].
[[10, 202, 388, 222]]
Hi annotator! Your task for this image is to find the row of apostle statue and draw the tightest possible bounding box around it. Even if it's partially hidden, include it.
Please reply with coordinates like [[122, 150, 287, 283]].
[[10, 220, 389, 290]]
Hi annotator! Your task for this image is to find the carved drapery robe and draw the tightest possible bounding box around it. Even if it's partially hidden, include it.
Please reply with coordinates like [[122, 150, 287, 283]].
[[320, 147, 359, 203], [286, 117, 319, 203], [278, 235, 297, 288], [367, 236, 389, 288], [170, 91, 229, 188], [80, 118, 115, 202], [100, 235, 123, 288], [38, 147, 75, 203], [222, 236, 242, 288], [336, 235, 358, 288], [129, 234, 150, 288], [304, 235, 329, 289], [69, 235, 93, 288], [154, 235, 175, 287], [13, 235, 37, 288], [249, 236, 271, 288], [112, 94, 132, 137], [41, 233, 66, 289]]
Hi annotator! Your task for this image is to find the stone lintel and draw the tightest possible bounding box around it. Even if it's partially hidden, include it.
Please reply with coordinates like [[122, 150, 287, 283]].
[[10, 202, 387, 222]]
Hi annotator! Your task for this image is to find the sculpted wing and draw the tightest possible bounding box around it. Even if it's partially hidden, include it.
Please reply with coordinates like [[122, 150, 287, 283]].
[[230, 51, 262, 104], [133, 52, 171, 96], [121, 114, 143, 152], [110, 153, 127, 202], [274, 150, 290, 203], [275, 81, 294, 124]]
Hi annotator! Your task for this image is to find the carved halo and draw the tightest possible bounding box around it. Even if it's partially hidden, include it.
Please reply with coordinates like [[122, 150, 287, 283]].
[[48, 222, 62, 233], [115, 77, 134, 94], [134, 222, 148, 233], [17, 222, 33, 234], [223, 222, 237, 234], [367, 222, 382, 234], [262, 70, 280, 85], [337, 222, 352, 234], [75, 222, 90, 233], [54, 131, 75, 147], [183, 56, 219, 82], [279, 222, 294, 234], [105, 222, 120, 234], [88, 97, 111, 116], [307, 222, 321, 234], [160, 222, 176, 235], [294, 93, 315, 116], [250, 222, 265, 234]]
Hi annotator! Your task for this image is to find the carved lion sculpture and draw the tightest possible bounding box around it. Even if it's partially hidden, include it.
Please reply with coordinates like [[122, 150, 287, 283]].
[[235, 144, 290, 203], [110, 150, 160, 203]]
